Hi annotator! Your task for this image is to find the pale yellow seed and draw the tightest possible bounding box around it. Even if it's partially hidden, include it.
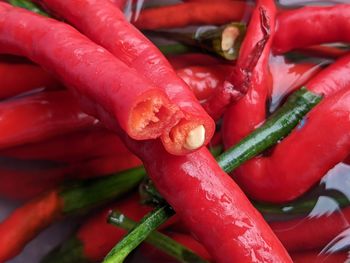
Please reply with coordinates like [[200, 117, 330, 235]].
[[184, 125, 206, 150]]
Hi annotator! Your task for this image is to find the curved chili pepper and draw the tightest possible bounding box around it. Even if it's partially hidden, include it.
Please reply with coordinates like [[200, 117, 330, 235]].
[[0, 128, 131, 162], [0, 191, 62, 261], [222, 51, 350, 203], [133, 1, 250, 30], [228, 86, 350, 203], [0, 3, 180, 141], [270, 206, 350, 252], [0, 166, 144, 261], [0, 90, 96, 150], [222, 0, 276, 146], [40, 0, 215, 155], [273, 4, 350, 54], [122, 138, 292, 262], [291, 251, 349, 263], [0, 61, 60, 99]]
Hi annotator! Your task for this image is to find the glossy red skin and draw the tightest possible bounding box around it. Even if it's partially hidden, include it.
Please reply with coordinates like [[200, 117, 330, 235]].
[[41, 0, 214, 155], [223, 0, 276, 146], [0, 3, 178, 141], [307, 54, 350, 97], [78, 195, 151, 261], [123, 137, 292, 263], [0, 128, 132, 162], [0, 91, 96, 150], [176, 65, 233, 102], [0, 62, 60, 99], [291, 251, 349, 263], [133, 2, 250, 30], [269, 57, 321, 110], [273, 5, 350, 54], [270, 207, 350, 252], [0, 191, 62, 262], [222, 54, 350, 203], [231, 87, 350, 203]]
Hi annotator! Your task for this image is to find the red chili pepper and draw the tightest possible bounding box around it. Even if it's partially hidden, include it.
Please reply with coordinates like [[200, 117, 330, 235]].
[[269, 57, 321, 110], [291, 251, 349, 263], [0, 3, 181, 142], [273, 4, 350, 54], [122, 137, 292, 262], [0, 91, 96, 150], [133, 1, 250, 30], [0, 61, 60, 99], [176, 65, 233, 102], [40, 0, 215, 155], [270, 206, 350, 252], [0, 191, 62, 261], [223, 0, 276, 145], [0, 128, 131, 162], [227, 85, 350, 203]]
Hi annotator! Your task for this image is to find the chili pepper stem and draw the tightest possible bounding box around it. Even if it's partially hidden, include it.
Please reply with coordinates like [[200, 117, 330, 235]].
[[108, 210, 208, 263], [103, 206, 174, 263]]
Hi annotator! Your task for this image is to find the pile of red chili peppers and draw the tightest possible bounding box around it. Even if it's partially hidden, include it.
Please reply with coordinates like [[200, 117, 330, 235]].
[[1, 0, 350, 262]]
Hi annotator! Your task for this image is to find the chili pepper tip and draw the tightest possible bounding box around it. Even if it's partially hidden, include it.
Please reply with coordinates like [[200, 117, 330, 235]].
[[184, 125, 206, 150]]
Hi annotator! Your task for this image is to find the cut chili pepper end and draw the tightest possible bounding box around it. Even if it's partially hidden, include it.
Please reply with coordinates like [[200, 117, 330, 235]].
[[221, 26, 240, 53], [130, 95, 180, 140], [184, 125, 206, 150]]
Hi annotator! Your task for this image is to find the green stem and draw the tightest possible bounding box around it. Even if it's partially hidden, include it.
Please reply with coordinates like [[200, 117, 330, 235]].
[[108, 210, 208, 263], [60, 166, 146, 214], [7, 0, 49, 16], [217, 87, 322, 173], [103, 206, 174, 263], [146, 23, 246, 60]]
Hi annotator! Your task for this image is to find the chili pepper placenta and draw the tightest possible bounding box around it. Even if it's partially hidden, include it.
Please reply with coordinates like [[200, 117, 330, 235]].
[[0, 3, 181, 142], [40, 0, 215, 155]]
